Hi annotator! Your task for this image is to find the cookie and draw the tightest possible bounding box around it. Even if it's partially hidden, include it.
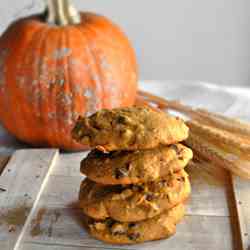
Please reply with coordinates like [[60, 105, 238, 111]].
[[79, 170, 191, 222], [72, 107, 189, 151], [81, 144, 193, 185], [84, 203, 185, 245]]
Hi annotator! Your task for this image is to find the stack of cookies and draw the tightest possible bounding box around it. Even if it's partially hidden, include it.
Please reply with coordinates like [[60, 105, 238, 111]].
[[72, 107, 193, 245]]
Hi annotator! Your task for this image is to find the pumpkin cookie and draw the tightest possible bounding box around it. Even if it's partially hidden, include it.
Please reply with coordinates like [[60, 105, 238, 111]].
[[81, 144, 193, 185], [84, 203, 185, 245], [72, 107, 189, 151], [79, 170, 190, 222]]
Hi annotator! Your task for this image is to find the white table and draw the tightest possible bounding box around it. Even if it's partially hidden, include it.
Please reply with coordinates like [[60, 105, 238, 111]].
[[1, 80, 250, 250]]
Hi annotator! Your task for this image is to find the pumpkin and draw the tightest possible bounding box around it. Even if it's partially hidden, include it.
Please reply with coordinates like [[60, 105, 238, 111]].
[[0, 0, 138, 150]]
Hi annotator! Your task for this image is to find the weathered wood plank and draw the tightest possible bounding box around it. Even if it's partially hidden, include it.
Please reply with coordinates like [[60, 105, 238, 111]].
[[51, 152, 87, 177], [186, 165, 232, 216], [13, 152, 241, 250], [38, 175, 82, 208], [0, 156, 9, 192], [0, 156, 9, 176], [22, 206, 234, 250], [231, 176, 250, 250], [21, 151, 235, 250], [0, 150, 59, 207], [0, 149, 59, 250]]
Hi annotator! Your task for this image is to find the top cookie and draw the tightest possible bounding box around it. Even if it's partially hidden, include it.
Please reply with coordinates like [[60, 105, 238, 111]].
[[72, 107, 189, 151]]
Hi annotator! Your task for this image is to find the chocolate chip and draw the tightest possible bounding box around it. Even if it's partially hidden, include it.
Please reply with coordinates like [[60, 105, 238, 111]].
[[116, 185, 127, 194], [91, 149, 105, 158], [105, 218, 115, 228], [109, 150, 121, 158], [145, 193, 155, 201], [128, 232, 140, 241], [166, 194, 171, 201], [117, 115, 127, 124], [113, 231, 125, 236], [128, 223, 137, 229], [125, 162, 131, 171], [132, 185, 144, 192]]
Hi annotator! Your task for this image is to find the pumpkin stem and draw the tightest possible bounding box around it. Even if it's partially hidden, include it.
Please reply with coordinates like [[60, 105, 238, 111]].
[[46, 0, 81, 26]]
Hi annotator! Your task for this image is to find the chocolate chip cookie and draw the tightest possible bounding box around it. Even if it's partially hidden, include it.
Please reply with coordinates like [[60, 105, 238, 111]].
[[72, 107, 189, 151], [84, 203, 185, 244], [81, 144, 193, 185], [79, 170, 190, 222]]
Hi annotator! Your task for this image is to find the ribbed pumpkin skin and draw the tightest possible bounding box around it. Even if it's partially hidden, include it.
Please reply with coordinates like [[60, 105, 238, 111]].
[[0, 13, 138, 150]]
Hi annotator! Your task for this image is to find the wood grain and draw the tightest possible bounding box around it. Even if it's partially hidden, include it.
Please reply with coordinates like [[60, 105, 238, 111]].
[[0, 149, 247, 250], [51, 152, 87, 177], [0, 149, 59, 250], [0, 156, 9, 176], [231, 176, 250, 250], [17, 153, 236, 250]]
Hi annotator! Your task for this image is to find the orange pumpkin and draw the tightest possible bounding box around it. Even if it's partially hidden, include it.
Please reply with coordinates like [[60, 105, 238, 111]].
[[0, 0, 138, 150]]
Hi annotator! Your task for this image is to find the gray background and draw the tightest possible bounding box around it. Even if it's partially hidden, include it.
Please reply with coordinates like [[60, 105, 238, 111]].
[[0, 0, 250, 86]]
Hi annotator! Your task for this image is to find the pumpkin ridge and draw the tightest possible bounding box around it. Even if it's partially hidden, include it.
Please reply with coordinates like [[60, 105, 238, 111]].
[[83, 24, 137, 108], [44, 28, 59, 147], [2, 24, 44, 139], [37, 27, 53, 145], [49, 28, 60, 147], [82, 16, 127, 51], [76, 26, 104, 114], [80, 26, 105, 109], [81, 25, 114, 108], [56, 29, 68, 147], [65, 27, 75, 148], [17, 25, 50, 142], [81, 19, 138, 104]]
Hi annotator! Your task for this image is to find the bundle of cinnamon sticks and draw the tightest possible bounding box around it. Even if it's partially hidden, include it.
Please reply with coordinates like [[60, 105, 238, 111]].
[[137, 90, 250, 182]]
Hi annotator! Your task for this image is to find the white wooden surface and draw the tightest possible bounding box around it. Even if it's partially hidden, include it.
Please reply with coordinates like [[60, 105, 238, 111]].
[[232, 176, 250, 250], [0, 151, 239, 250], [0, 149, 59, 250], [0, 149, 248, 249]]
